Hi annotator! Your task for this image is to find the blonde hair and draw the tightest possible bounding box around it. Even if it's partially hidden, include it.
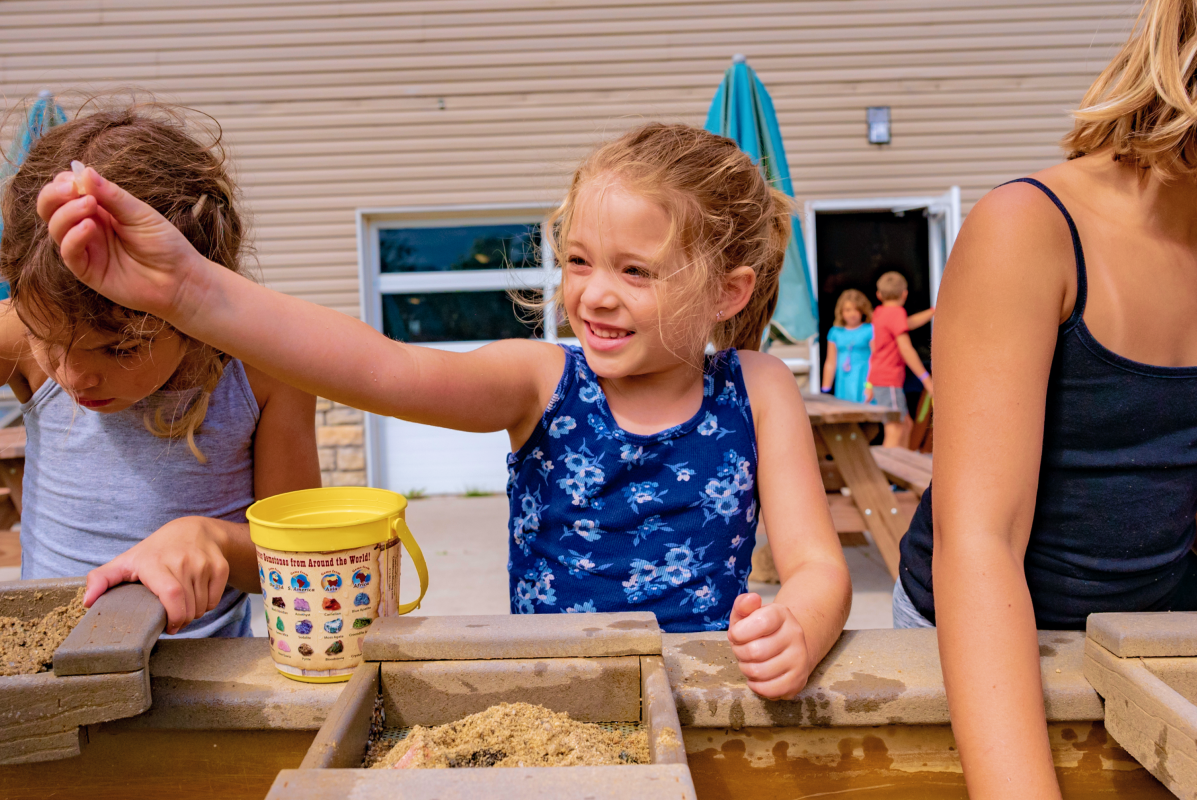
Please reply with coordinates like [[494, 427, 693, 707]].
[[1063, 0, 1197, 176], [876, 271, 907, 301], [833, 289, 873, 326], [1, 102, 248, 462], [542, 122, 792, 356]]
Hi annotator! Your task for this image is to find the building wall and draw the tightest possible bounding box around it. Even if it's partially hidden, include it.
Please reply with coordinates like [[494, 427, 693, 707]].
[[0, 0, 1137, 486]]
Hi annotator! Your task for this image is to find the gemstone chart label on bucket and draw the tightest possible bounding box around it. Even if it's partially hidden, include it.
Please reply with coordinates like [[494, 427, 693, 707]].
[[257, 537, 400, 679]]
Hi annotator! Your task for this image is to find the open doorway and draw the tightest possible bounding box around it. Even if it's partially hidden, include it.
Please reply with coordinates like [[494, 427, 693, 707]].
[[802, 189, 961, 412]]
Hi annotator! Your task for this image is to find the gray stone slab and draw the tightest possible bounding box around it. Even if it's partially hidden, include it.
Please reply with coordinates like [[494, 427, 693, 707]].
[[380, 655, 641, 726], [363, 612, 661, 661], [108, 637, 346, 731], [0, 668, 149, 764], [0, 578, 161, 764], [1087, 611, 1197, 658], [1084, 637, 1197, 799], [664, 628, 1103, 728], [300, 662, 379, 769], [641, 656, 686, 765], [54, 583, 165, 676], [266, 764, 697, 800]]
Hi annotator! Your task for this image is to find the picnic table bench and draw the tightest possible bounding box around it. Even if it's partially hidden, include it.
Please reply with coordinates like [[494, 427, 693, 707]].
[[803, 396, 908, 578], [869, 446, 932, 500]]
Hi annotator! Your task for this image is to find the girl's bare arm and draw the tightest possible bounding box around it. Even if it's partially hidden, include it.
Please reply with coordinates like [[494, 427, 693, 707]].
[[820, 341, 838, 391], [38, 170, 562, 444], [731, 352, 851, 698], [931, 182, 1074, 800]]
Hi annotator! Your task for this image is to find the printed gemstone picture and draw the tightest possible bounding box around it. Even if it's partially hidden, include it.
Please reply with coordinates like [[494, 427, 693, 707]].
[[258, 565, 265, 583], [322, 597, 341, 611], [271, 596, 285, 608], [352, 617, 372, 629], [354, 592, 370, 607], [275, 616, 284, 632], [298, 644, 313, 657], [324, 618, 343, 634], [295, 619, 313, 635], [290, 573, 311, 591], [352, 569, 371, 587], [321, 572, 342, 592], [325, 640, 344, 656], [294, 598, 310, 612], [269, 569, 283, 589], [276, 640, 291, 653]]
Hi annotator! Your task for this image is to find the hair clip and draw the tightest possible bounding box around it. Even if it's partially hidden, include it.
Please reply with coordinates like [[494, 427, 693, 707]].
[[192, 194, 209, 217]]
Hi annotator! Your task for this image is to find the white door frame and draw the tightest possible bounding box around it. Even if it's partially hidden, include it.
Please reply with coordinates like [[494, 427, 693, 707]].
[[356, 202, 558, 489], [801, 187, 962, 394]]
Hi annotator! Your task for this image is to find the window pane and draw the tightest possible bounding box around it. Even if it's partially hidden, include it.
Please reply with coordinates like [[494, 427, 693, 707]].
[[382, 291, 542, 343], [379, 224, 541, 273]]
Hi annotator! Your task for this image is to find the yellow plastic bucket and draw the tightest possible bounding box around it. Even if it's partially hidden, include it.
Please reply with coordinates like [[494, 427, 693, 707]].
[[247, 487, 428, 683]]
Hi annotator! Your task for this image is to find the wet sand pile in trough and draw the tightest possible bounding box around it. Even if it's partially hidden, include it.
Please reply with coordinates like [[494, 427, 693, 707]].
[[367, 702, 649, 769], [0, 588, 86, 676]]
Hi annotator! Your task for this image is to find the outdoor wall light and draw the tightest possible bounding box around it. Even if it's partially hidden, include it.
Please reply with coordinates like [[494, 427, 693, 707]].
[[867, 106, 891, 144]]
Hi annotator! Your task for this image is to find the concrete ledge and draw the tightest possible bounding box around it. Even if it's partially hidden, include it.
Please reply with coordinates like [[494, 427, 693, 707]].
[[1088, 612, 1197, 658], [363, 612, 661, 661], [267, 764, 697, 800], [664, 628, 1103, 728], [109, 638, 345, 731]]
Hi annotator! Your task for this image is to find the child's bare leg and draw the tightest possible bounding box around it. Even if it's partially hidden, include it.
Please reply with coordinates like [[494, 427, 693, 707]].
[[882, 421, 906, 448]]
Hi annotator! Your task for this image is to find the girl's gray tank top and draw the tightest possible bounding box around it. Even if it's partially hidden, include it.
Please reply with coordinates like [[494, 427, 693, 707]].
[[19, 358, 260, 638]]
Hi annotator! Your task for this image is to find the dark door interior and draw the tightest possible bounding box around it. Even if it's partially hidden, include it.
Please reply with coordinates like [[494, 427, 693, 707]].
[[813, 209, 933, 393]]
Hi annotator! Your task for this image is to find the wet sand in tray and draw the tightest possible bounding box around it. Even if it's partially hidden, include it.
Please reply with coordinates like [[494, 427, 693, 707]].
[[0, 588, 86, 676], [367, 702, 650, 769]]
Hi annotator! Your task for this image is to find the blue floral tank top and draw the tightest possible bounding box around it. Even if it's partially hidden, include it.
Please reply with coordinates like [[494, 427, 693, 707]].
[[505, 345, 760, 632]]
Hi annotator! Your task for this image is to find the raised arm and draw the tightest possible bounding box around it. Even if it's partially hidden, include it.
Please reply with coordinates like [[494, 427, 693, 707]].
[[38, 169, 562, 444], [907, 306, 935, 330], [931, 183, 1074, 800]]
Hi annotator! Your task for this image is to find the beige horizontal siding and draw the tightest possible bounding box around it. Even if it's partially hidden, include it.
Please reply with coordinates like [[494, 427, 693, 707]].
[[0, 0, 1135, 316]]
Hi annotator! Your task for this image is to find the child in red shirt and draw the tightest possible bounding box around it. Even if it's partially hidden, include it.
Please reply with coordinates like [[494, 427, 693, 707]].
[[865, 272, 934, 448]]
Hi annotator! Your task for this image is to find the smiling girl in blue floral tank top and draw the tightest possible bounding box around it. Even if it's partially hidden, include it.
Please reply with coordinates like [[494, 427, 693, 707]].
[[43, 122, 850, 701], [507, 345, 759, 631]]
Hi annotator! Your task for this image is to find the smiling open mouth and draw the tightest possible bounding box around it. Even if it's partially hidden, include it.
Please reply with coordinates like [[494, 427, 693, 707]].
[[586, 321, 633, 341]]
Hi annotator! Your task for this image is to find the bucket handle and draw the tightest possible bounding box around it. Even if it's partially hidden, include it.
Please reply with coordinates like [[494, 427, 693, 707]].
[[391, 517, 429, 615]]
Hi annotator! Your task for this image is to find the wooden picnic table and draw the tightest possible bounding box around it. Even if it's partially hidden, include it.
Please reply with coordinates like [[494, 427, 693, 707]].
[[803, 395, 907, 579]]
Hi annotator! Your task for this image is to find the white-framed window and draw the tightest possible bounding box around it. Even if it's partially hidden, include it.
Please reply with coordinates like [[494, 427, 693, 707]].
[[356, 203, 561, 494]]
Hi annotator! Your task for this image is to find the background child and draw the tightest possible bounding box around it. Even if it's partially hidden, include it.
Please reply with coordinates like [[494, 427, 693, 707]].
[[41, 121, 851, 699], [6, 105, 320, 635], [820, 289, 872, 403], [865, 271, 934, 448]]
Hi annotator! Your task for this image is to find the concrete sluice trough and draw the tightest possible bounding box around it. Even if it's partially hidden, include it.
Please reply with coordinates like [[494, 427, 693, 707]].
[[267, 612, 695, 799], [0, 595, 1186, 799]]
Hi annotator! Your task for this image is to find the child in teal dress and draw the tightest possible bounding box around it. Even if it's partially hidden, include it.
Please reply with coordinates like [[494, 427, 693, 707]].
[[820, 289, 873, 403]]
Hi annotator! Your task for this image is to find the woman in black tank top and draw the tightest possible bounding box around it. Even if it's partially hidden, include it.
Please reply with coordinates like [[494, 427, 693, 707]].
[[904, 1, 1197, 797]]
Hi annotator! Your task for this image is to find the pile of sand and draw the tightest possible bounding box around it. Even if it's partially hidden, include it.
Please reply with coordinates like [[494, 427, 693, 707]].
[[369, 702, 649, 769], [0, 589, 87, 676]]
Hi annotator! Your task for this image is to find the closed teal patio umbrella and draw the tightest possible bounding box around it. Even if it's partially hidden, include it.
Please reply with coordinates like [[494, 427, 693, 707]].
[[705, 55, 818, 342], [0, 91, 67, 299]]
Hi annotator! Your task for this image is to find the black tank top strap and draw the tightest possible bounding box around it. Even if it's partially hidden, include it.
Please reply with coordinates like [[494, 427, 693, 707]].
[[1000, 177, 1088, 325]]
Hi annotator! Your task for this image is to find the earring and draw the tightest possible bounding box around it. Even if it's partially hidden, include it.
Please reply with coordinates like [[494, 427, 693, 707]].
[[716, 310, 724, 321]]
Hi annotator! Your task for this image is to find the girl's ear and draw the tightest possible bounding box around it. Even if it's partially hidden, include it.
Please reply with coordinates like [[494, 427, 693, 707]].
[[719, 265, 757, 319]]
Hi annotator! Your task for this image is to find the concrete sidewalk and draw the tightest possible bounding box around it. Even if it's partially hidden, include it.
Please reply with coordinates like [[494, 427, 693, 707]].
[[250, 493, 895, 634]]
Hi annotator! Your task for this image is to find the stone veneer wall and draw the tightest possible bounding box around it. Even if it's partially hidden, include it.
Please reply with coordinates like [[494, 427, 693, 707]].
[[315, 398, 366, 487]]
